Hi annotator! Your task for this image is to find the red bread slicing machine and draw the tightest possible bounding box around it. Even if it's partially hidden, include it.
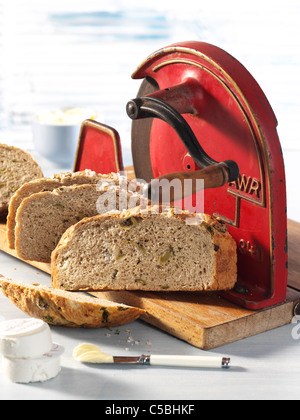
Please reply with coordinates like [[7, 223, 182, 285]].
[[74, 41, 287, 311]]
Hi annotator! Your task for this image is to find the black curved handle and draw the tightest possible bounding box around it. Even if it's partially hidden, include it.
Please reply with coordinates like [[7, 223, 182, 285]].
[[126, 96, 239, 182]]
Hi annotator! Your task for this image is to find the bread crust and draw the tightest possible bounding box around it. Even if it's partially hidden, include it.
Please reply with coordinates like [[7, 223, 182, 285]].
[[51, 206, 237, 292], [0, 276, 145, 328]]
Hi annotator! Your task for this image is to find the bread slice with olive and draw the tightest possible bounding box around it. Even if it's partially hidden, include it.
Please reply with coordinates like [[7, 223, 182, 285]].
[[0, 276, 145, 328], [14, 183, 141, 263], [7, 170, 123, 249], [51, 206, 237, 292]]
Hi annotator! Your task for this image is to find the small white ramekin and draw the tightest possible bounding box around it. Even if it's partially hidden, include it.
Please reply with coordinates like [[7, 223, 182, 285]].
[[32, 108, 98, 167]]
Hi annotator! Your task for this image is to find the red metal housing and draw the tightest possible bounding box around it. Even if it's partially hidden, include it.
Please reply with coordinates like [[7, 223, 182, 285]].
[[74, 119, 123, 174], [130, 41, 287, 310]]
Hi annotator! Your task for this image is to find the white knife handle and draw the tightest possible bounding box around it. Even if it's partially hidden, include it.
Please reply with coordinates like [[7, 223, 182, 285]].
[[149, 355, 230, 369]]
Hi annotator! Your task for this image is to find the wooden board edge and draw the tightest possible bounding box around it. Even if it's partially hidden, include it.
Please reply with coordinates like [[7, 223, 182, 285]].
[[202, 288, 300, 349], [95, 289, 300, 350]]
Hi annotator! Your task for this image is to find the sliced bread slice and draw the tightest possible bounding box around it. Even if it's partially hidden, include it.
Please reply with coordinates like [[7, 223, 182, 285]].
[[51, 206, 237, 292], [15, 183, 140, 263], [7, 170, 121, 249], [0, 276, 145, 328], [0, 143, 43, 215]]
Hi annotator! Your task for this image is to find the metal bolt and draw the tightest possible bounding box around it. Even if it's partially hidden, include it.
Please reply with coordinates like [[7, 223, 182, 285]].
[[233, 283, 248, 294]]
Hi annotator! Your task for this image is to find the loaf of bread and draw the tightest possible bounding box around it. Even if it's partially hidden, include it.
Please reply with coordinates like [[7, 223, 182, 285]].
[[0, 143, 43, 215], [0, 276, 145, 328], [15, 183, 141, 263], [51, 206, 237, 292], [7, 170, 121, 249]]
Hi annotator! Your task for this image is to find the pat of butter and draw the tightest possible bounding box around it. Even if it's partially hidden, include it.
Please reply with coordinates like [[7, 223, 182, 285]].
[[0, 318, 53, 359], [73, 343, 113, 364], [36, 108, 97, 126]]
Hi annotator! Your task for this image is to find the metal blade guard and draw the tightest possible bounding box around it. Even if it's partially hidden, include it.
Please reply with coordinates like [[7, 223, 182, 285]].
[[126, 41, 287, 310]]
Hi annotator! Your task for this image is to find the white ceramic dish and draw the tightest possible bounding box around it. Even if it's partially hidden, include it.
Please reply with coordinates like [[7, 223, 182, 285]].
[[32, 108, 98, 167]]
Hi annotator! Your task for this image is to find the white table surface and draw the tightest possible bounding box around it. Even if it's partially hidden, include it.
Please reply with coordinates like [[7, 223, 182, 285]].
[[0, 146, 299, 401]]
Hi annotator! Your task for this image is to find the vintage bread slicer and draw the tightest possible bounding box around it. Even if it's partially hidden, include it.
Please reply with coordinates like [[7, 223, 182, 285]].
[[74, 41, 288, 311]]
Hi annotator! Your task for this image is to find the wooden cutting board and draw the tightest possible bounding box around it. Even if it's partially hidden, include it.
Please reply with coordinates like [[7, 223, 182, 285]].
[[1, 218, 299, 350]]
